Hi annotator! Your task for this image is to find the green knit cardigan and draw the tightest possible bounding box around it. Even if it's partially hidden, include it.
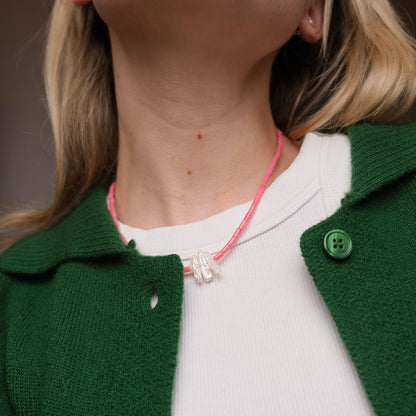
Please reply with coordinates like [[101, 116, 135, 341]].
[[1, 123, 415, 415]]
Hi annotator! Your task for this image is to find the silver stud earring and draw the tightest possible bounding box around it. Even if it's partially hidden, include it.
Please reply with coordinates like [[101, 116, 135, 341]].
[[308, 18, 313, 24]]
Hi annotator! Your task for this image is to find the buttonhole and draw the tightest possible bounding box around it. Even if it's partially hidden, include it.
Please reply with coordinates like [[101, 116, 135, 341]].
[[150, 289, 158, 309]]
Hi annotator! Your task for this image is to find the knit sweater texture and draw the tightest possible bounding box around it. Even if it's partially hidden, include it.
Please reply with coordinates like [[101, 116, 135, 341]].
[[0, 123, 416, 415]]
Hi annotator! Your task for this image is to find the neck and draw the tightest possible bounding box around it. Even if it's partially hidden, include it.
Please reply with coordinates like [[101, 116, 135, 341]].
[[111, 34, 303, 229]]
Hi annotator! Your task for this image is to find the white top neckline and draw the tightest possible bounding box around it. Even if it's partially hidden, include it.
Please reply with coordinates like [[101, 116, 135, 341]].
[[117, 131, 323, 260]]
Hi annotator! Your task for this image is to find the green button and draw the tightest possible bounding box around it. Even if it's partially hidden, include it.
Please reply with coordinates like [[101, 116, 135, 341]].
[[323, 229, 352, 259]]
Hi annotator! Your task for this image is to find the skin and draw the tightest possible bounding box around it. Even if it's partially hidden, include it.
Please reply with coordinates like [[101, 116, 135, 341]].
[[72, 0, 325, 229]]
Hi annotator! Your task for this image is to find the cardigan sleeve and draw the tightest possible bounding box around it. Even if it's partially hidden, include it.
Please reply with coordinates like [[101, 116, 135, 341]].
[[0, 272, 15, 415]]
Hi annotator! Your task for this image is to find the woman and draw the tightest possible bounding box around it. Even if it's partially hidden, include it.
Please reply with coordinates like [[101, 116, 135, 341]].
[[1, 0, 416, 414]]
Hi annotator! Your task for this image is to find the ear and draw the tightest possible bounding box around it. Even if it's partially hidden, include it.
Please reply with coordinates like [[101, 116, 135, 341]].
[[72, 0, 92, 5], [298, 0, 325, 44]]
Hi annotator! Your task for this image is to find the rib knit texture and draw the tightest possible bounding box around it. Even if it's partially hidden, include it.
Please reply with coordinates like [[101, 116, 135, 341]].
[[0, 123, 415, 416]]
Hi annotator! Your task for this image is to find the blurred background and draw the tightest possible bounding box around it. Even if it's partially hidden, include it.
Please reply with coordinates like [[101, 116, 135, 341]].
[[1, 0, 416, 210]]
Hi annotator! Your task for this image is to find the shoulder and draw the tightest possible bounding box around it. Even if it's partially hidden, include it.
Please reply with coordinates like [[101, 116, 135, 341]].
[[0, 185, 128, 277], [341, 122, 416, 204], [346, 122, 416, 175]]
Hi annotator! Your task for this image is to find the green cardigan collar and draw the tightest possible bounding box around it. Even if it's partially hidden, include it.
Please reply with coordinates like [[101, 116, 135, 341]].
[[1, 122, 415, 275]]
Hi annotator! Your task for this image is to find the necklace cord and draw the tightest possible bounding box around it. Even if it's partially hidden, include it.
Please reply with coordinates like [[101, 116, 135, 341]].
[[108, 127, 284, 274]]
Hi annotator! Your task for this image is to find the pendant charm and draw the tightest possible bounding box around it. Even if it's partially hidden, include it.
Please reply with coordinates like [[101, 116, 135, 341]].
[[190, 250, 220, 284]]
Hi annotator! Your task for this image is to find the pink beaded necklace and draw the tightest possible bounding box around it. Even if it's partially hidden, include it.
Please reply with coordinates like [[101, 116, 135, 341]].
[[108, 127, 284, 284]]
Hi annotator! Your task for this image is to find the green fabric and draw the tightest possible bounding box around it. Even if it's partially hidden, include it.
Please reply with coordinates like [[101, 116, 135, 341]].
[[1, 122, 415, 415]]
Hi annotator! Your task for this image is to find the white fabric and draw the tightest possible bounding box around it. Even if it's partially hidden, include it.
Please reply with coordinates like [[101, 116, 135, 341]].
[[113, 131, 375, 415]]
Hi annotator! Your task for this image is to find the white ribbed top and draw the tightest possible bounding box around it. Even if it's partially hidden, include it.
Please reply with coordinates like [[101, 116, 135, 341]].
[[113, 131, 376, 415]]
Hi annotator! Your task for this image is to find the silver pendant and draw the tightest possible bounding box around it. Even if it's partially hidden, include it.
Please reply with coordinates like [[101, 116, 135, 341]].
[[190, 250, 220, 284]]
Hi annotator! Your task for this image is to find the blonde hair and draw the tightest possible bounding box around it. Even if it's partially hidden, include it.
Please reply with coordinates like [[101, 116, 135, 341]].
[[1, 0, 416, 248]]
